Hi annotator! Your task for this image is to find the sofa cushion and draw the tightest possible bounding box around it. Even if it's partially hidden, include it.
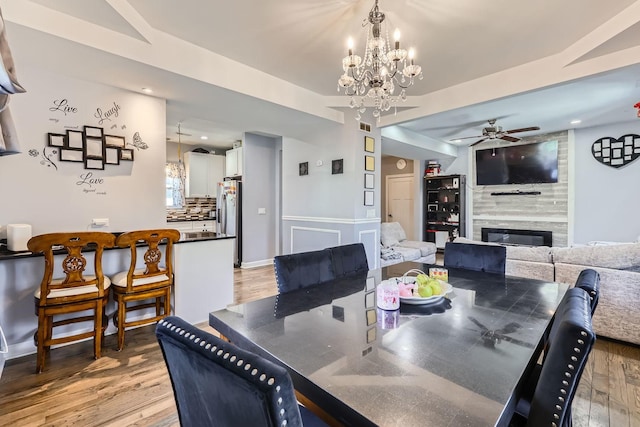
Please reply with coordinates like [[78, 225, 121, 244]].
[[380, 222, 407, 247], [505, 245, 553, 263], [390, 246, 421, 261], [398, 240, 437, 257], [552, 242, 640, 270]]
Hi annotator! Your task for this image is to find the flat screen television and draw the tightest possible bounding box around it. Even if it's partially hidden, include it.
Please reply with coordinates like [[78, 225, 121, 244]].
[[475, 140, 558, 185]]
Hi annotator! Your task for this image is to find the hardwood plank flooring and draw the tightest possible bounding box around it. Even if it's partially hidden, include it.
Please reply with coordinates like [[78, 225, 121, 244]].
[[1, 265, 639, 426]]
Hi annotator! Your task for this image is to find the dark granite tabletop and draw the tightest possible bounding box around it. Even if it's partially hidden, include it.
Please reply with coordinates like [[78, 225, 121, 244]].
[[209, 261, 568, 427]]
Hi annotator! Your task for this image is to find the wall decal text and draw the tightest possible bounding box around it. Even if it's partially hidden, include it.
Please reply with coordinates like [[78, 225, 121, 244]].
[[94, 101, 121, 125], [49, 99, 78, 115]]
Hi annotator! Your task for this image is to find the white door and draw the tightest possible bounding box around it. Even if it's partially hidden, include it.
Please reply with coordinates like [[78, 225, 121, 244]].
[[386, 174, 415, 239]]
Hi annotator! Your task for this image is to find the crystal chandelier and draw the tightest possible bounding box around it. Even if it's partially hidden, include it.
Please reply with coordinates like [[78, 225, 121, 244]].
[[338, 0, 422, 121]]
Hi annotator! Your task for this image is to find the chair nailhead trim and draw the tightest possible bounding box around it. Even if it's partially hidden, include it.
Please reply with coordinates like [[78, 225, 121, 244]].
[[237, 359, 244, 366], [281, 421, 287, 427], [553, 414, 559, 419], [277, 397, 283, 405], [276, 385, 281, 392], [555, 405, 562, 410], [223, 352, 230, 359], [578, 339, 584, 345], [199, 341, 206, 347], [245, 364, 251, 371], [571, 356, 578, 362], [568, 364, 575, 370], [558, 396, 565, 402], [581, 330, 588, 336], [230, 355, 237, 362], [259, 373, 266, 381], [268, 378, 275, 386], [251, 368, 258, 376], [564, 372, 572, 378]]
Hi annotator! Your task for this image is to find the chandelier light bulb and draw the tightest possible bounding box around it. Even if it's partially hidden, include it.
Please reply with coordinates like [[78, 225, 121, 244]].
[[394, 29, 401, 49], [347, 37, 354, 56]]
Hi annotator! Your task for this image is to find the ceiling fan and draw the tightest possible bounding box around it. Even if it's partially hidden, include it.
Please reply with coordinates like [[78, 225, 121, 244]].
[[456, 119, 540, 147]]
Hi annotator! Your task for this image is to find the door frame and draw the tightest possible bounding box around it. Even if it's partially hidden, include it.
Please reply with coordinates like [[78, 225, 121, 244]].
[[385, 173, 415, 238]]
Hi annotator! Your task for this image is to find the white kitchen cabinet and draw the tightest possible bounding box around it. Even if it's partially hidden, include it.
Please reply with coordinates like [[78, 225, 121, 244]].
[[168, 220, 216, 233], [225, 147, 243, 177], [184, 152, 225, 197]]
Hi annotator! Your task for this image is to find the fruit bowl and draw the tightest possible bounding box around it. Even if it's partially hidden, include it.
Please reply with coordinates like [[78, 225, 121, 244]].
[[393, 269, 453, 305]]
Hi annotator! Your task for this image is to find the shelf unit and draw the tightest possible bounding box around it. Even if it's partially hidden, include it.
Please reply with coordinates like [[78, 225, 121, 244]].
[[424, 174, 466, 249]]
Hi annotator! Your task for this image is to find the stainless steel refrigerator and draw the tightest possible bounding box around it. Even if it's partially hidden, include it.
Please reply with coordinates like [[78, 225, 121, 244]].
[[217, 178, 242, 267]]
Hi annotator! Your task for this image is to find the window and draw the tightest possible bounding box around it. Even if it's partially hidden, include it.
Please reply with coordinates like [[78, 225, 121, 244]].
[[165, 163, 185, 208]]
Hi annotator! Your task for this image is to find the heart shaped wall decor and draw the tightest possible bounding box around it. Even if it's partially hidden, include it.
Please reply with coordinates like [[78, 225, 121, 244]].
[[591, 134, 640, 168]]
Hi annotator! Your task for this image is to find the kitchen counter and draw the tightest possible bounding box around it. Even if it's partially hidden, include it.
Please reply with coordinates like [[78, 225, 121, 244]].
[[0, 232, 234, 261], [0, 231, 236, 359]]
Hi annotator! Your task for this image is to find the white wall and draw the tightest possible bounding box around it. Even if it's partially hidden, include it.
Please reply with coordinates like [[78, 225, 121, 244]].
[[0, 66, 166, 236], [573, 121, 640, 243]]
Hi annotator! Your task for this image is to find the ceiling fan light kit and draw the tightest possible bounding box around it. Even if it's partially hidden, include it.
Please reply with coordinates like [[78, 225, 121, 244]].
[[337, 0, 422, 121]]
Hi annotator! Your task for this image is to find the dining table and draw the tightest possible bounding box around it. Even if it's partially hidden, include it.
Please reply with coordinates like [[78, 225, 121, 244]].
[[208, 261, 569, 426]]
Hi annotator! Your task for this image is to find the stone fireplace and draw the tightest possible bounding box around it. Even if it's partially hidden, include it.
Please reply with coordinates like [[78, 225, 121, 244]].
[[481, 227, 552, 247], [471, 130, 569, 247]]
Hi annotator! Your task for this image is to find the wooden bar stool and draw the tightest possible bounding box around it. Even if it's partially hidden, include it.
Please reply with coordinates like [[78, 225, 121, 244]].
[[110, 229, 180, 351], [28, 231, 115, 373]]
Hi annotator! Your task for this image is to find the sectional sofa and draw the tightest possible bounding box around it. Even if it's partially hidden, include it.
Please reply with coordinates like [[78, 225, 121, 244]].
[[380, 222, 437, 267], [454, 237, 640, 346]]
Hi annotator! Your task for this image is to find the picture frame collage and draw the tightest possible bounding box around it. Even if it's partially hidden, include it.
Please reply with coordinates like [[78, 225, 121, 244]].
[[48, 125, 133, 170], [364, 135, 374, 206]]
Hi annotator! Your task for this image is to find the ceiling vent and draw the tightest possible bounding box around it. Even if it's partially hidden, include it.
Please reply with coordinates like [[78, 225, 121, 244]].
[[359, 122, 372, 132]]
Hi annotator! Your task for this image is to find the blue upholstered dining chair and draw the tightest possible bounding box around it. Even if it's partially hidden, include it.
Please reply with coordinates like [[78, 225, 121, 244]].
[[273, 249, 335, 293], [156, 316, 327, 427], [443, 242, 507, 275], [574, 268, 600, 315], [328, 243, 369, 279], [512, 287, 595, 426]]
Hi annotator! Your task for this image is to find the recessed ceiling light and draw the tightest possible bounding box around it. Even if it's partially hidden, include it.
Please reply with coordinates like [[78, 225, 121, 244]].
[[141, 87, 153, 94], [451, 139, 462, 143], [570, 119, 582, 125], [200, 136, 208, 140]]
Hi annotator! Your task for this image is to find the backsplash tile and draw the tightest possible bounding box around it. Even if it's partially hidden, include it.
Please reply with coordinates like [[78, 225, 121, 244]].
[[167, 197, 216, 221]]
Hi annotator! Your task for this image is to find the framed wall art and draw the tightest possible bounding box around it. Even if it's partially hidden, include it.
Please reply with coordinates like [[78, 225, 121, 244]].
[[364, 136, 375, 153], [332, 159, 343, 174], [365, 155, 375, 171], [364, 190, 374, 206], [48, 133, 65, 147], [59, 148, 83, 162], [85, 157, 104, 170], [105, 134, 126, 148], [84, 126, 103, 138], [299, 161, 308, 176], [105, 147, 120, 165], [84, 137, 104, 159], [66, 130, 84, 149], [364, 173, 374, 189], [120, 148, 134, 161]]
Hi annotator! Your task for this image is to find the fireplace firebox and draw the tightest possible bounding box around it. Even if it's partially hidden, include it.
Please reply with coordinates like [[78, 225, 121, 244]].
[[481, 228, 552, 247]]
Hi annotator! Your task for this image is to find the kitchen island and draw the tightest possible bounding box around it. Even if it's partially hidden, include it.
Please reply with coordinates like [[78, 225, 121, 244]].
[[0, 231, 235, 359]]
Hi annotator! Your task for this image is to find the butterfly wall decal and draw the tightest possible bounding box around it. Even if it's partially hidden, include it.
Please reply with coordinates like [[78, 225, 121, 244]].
[[130, 131, 148, 150]]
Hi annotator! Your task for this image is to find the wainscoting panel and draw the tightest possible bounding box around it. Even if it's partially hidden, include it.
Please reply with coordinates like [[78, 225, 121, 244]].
[[359, 229, 378, 269], [290, 226, 341, 253]]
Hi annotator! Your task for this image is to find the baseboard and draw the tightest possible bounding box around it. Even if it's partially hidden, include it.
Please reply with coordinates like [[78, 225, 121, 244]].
[[240, 259, 273, 269]]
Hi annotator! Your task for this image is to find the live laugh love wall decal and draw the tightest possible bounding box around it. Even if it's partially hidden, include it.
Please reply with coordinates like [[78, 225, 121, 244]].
[[591, 134, 640, 168]]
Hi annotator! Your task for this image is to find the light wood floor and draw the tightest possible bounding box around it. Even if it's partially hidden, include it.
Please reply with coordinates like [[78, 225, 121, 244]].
[[1, 265, 639, 426]]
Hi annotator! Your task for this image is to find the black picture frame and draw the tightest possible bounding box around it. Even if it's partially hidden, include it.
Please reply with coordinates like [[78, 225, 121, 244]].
[[84, 136, 105, 159], [66, 130, 84, 149], [84, 125, 103, 138], [332, 159, 343, 175], [105, 147, 120, 165], [364, 173, 374, 189], [365, 155, 375, 171], [48, 133, 65, 147], [364, 190, 374, 206], [299, 161, 308, 176], [85, 157, 104, 170], [120, 148, 134, 161], [105, 134, 126, 148], [364, 136, 375, 153], [59, 148, 83, 162]]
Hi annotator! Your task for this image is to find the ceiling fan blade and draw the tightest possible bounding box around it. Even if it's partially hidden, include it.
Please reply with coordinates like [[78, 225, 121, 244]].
[[452, 135, 484, 141], [469, 138, 488, 147], [505, 126, 540, 134], [500, 135, 520, 142]]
